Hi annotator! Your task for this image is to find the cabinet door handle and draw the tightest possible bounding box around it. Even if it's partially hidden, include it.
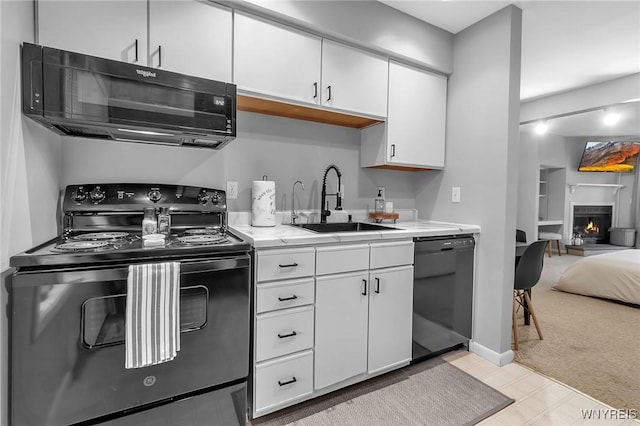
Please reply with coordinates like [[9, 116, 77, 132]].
[[327, 85, 332, 101], [158, 45, 162, 67], [278, 377, 297, 386], [277, 331, 297, 339], [278, 262, 298, 268], [391, 144, 396, 158], [362, 279, 367, 296], [134, 39, 139, 63], [278, 295, 298, 302], [375, 277, 380, 294], [313, 82, 318, 99]]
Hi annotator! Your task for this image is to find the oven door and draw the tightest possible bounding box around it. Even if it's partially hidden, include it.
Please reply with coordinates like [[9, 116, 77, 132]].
[[9, 255, 250, 426]]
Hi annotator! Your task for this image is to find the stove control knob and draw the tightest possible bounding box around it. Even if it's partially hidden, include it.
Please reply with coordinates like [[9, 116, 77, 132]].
[[72, 187, 87, 203], [211, 191, 222, 204], [89, 186, 105, 204], [147, 188, 162, 203], [197, 189, 209, 205]]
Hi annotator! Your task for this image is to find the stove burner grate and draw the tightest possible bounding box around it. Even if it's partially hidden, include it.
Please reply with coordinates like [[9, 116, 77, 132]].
[[183, 228, 222, 236], [53, 241, 113, 252], [74, 232, 130, 241], [175, 234, 229, 245]]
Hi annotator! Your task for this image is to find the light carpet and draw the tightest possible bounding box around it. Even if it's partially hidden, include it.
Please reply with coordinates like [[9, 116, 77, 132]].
[[513, 253, 640, 412], [252, 357, 514, 426]]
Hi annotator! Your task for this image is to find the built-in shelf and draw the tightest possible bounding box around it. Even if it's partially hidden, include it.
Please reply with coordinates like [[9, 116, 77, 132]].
[[568, 183, 625, 195], [539, 220, 563, 226]]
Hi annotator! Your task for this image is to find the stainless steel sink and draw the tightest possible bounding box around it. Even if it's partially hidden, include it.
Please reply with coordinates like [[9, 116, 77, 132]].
[[289, 222, 400, 233]]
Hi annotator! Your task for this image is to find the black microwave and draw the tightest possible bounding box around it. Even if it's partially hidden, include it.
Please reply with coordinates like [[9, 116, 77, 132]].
[[21, 43, 236, 149]]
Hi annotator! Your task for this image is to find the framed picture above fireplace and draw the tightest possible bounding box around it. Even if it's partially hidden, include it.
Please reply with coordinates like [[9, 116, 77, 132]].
[[577, 141, 640, 173]]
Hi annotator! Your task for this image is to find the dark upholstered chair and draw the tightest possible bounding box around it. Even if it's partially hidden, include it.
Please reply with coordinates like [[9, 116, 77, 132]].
[[516, 229, 527, 243], [512, 240, 547, 350]]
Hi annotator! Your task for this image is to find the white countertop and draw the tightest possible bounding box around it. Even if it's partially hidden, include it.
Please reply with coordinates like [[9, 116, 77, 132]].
[[230, 219, 480, 248]]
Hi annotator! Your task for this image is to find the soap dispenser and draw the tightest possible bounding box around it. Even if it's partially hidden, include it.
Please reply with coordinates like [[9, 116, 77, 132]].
[[375, 189, 385, 213]]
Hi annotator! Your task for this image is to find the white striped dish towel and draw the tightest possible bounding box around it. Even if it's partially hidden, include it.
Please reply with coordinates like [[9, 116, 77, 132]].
[[125, 262, 180, 369]]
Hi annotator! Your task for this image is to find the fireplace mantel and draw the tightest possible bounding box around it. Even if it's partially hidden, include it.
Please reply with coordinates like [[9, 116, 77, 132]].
[[567, 183, 624, 195]]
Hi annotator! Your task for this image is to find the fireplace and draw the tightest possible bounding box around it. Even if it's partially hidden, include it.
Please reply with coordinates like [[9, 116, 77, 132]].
[[572, 205, 613, 244]]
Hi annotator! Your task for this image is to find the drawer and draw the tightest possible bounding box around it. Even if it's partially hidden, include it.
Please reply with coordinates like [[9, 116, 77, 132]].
[[256, 305, 314, 362], [256, 278, 315, 314], [315, 243, 369, 275], [254, 350, 313, 414], [257, 247, 315, 282], [370, 240, 414, 269]]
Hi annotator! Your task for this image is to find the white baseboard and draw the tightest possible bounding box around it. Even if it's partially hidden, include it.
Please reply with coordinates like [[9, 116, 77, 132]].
[[469, 340, 514, 366]]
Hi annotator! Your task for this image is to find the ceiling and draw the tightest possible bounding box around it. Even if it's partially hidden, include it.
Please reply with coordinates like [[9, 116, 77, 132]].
[[379, 0, 640, 137]]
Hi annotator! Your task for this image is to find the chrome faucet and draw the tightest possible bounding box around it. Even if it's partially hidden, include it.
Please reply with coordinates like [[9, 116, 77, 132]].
[[320, 164, 342, 223], [291, 180, 304, 224]]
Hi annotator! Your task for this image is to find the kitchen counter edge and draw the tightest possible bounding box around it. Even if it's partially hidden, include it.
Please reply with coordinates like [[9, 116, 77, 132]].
[[230, 220, 480, 249]]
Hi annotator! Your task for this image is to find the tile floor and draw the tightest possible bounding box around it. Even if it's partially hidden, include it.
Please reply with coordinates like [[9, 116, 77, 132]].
[[442, 350, 639, 425]]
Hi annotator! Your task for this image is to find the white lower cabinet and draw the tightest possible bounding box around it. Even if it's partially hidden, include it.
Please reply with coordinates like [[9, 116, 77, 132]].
[[256, 305, 314, 362], [254, 350, 314, 413], [315, 271, 369, 389], [252, 241, 414, 418], [368, 265, 414, 374]]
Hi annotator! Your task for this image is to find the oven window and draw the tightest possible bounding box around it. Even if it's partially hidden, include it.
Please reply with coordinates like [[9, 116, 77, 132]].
[[82, 285, 208, 349]]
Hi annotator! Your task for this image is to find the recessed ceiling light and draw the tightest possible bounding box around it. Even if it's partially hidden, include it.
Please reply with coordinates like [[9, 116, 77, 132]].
[[603, 112, 620, 126], [535, 122, 548, 135]]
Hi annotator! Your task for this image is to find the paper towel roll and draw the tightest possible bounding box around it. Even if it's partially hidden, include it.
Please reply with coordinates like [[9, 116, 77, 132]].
[[251, 180, 276, 227]]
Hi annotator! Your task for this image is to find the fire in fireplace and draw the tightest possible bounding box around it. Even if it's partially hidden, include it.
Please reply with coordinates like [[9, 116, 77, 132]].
[[583, 219, 600, 235], [572, 205, 612, 244]]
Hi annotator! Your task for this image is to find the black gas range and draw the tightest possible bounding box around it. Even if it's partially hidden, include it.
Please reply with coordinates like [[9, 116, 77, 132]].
[[10, 183, 251, 269], [8, 184, 251, 426]]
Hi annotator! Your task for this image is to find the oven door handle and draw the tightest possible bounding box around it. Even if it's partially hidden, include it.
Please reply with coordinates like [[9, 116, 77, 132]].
[[181, 255, 250, 273], [15, 255, 250, 286]]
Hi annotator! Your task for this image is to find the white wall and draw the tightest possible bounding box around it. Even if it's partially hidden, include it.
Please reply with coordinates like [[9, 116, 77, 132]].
[[1, 1, 64, 424], [414, 5, 522, 363], [61, 111, 417, 214], [516, 130, 539, 241]]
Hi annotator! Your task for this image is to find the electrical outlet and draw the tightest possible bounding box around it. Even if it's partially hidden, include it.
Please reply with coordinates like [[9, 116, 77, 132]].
[[452, 186, 461, 203], [226, 181, 238, 200], [340, 184, 345, 198], [378, 186, 385, 199]]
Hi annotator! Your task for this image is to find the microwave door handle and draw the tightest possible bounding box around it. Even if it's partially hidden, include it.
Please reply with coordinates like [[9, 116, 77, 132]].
[[158, 45, 162, 68]]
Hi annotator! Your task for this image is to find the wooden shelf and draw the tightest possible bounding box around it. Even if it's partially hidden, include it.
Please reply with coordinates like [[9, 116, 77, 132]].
[[237, 94, 384, 129], [568, 183, 624, 194]]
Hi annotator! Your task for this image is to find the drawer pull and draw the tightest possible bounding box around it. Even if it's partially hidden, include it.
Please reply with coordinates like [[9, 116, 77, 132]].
[[277, 331, 297, 339], [278, 377, 297, 386], [278, 295, 298, 302], [278, 262, 298, 268]]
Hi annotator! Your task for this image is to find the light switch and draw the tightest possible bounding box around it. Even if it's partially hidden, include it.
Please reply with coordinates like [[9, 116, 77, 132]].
[[452, 186, 461, 203]]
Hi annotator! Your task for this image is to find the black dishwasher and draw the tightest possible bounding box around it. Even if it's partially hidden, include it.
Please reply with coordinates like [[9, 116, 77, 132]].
[[412, 235, 475, 363]]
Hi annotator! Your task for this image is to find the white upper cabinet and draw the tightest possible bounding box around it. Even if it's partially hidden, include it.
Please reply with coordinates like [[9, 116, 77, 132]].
[[38, 0, 232, 81], [233, 13, 388, 118], [233, 12, 321, 104], [361, 61, 447, 170], [321, 40, 388, 118], [148, 1, 232, 81], [38, 0, 147, 63]]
